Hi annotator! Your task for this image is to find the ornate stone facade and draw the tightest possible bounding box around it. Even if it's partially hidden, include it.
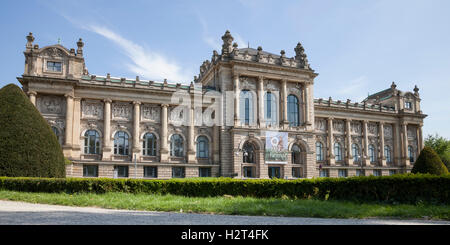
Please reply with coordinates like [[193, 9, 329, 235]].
[[19, 31, 426, 179]]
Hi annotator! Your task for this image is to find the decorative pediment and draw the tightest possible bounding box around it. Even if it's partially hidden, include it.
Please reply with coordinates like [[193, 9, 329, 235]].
[[42, 47, 65, 58]]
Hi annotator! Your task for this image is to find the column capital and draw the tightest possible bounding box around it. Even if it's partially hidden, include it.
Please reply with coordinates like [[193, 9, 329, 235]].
[[346, 118, 352, 122], [103, 98, 112, 103], [64, 93, 74, 99], [133, 101, 141, 105], [401, 121, 408, 126], [73, 97, 82, 102], [161, 104, 169, 108], [27, 90, 37, 96], [232, 73, 240, 80], [258, 76, 264, 82]]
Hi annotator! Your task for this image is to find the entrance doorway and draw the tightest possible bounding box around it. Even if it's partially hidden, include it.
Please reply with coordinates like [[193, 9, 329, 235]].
[[268, 167, 281, 179]]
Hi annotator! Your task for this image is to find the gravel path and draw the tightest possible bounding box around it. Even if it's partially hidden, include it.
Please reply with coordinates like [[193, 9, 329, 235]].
[[0, 200, 448, 225]]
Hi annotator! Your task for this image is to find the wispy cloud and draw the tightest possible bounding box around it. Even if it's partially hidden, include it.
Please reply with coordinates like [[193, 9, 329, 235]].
[[86, 25, 192, 83], [59, 14, 193, 83], [336, 76, 370, 102]]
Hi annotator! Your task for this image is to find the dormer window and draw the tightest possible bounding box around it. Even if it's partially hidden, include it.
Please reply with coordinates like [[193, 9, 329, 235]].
[[47, 61, 62, 72], [405, 101, 412, 109]]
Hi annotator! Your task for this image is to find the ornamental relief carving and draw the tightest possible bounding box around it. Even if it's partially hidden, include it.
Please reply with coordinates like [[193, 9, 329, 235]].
[[42, 47, 64, 58], [315, 119, 327, 131], [384, 125, 393, 138], [141, 105, 160, 122], [351, 122, 362, 134], [334, 135, 345, 143], [82, 100, 103, 119], [368, 123, 378, 135], [265, 80, 280, 91], [351, 136, 362, 144], [368, 137, 378, 145], [112, 103, 132, 121], [169, 106, 188, 125], [240, 76, 257, 90], [407, 127, 417, 139], [141, 123, 159, 134], [333, 120, 345, 133], [47, 118, 65, 131], [38, 96, 65, 115]]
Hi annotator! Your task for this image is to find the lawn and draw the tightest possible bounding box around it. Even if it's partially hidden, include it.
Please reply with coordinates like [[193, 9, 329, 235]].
[[0, 190, 449, 220]]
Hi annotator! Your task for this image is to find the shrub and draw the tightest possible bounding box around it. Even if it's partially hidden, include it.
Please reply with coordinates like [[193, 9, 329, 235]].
[[0, 84, 65, 177], [0, 174, 449, 204], [412, 146, 449, 175]]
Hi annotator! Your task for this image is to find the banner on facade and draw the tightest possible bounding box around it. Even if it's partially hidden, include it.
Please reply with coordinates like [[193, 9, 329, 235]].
[[264, 131, 289, 164]]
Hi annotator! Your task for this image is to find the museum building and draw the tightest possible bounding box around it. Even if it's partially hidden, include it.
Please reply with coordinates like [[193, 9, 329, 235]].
[[18, 31, 426, 179]]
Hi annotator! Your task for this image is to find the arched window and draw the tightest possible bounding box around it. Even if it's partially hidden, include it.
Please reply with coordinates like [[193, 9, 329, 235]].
[[292, 144, 304, 164], [384, 146, 392, 163], [197, 136, 209, 158], [240, 90, 254, 125], [114, 131, 129, 155], [369, 144, 376, 163], [264, 92, 277, 126], [243, 142, 256, 163], [51, 126, 61, 145], [408, 146, 415, 163], [84, 130, 100, 154], [352, 144, 360, 162], [170, 134, 184, 157], [142, 133, 157, 156], [287, 95, 300, 127], [334, 143, 343, 161], [316, 142, 324, 161]]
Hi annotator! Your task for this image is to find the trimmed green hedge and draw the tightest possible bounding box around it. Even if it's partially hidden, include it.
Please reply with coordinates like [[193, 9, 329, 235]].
[[0, 174, 449, 204]]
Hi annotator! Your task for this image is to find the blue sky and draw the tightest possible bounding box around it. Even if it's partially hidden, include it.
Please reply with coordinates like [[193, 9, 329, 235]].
[[1, 0, 449, 138]]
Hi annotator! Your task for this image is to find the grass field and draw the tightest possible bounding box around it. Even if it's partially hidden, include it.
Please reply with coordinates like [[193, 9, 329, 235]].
[[0, 190, 449, 220]]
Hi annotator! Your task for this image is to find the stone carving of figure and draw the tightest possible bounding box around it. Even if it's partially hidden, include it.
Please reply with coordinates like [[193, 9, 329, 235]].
[[294, 42, 310, 69], [41, 96, 63, 114], [221, 30, 234, 56]]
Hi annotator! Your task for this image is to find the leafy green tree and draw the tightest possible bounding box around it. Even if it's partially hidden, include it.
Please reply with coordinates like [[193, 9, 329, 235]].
[[425, 134, 450, 170], [0, 83, 65, 177], [412, 146, 448, 175]]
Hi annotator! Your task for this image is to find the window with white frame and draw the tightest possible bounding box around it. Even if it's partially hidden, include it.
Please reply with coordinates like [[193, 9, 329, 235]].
[[264, 92, 277, 126], [47, 61, 62, 72], [84, 130, 100, 154], [316, 142, 324, 161], [170, 134, 184, 157], [334, 143, 343, 161], [287, 95, 300, 127], [352, 143, 360, 162], [142, 133, 157, 156], [196, 136, 209, 158], [114, 131, 129, 155]]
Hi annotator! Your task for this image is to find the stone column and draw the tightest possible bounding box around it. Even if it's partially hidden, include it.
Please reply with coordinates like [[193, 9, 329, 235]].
[[402, 122, 409, 166], [328, 117, 335, 165], [393, 122, 401, 166], [363, 120, 370, 166], [379, 122, 386, 166], [28, 91, 37, 106], [417, 123, 424, 154], [346, 119, 353, 166], [160, 104, 169, 162], [281, 79, 289, 128], [63, 93, 74, 155], [257, 76, 264, 127], [233, 74, 240, 126], [213, 125, 220, 164], [102, 99, 112, 160], [187, 106, 196, 163], [132, 101, 141, 160], [71, 97, 81, 159], [304, 83, 310, 125]]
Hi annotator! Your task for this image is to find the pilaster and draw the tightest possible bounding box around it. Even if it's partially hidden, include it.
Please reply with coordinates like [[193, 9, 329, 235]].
[[346, 119, 353, 166], [160, 104, 169, 163], [28, 91, 37, 106], [71, 97, 81, 159], [363, 120, 370, 166], [233, 74, 240, 126], [281, 79, 289, 128], [102, 99, 112, 160], [63, 93, 74, 156], [380, 122, 386, 166], [328, 117, 335, 165], [257, 76, 264, 127], [132, 101, 141, 160], [187, 106, 196, 163]]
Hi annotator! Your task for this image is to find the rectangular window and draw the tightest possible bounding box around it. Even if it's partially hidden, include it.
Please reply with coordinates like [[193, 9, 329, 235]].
[[389, 170, 396, 176], [245, 98, 250, 125], [243, 166, 254, 178], [172, 167, 185, 178], [83, 165, 98, 177], [338, 169, 348, 178], [199, 167, 211, 177], [47, 61, 62, 72], [373, 170, 382, 176], [319, 169, 329, 177], [292, 167, 302, 178], [115, 165, 129, 178], [268, 167, 281, 179], [356, 169, 365, 177], [144, 166, 157, 178], [405, 102, 412, 109]]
